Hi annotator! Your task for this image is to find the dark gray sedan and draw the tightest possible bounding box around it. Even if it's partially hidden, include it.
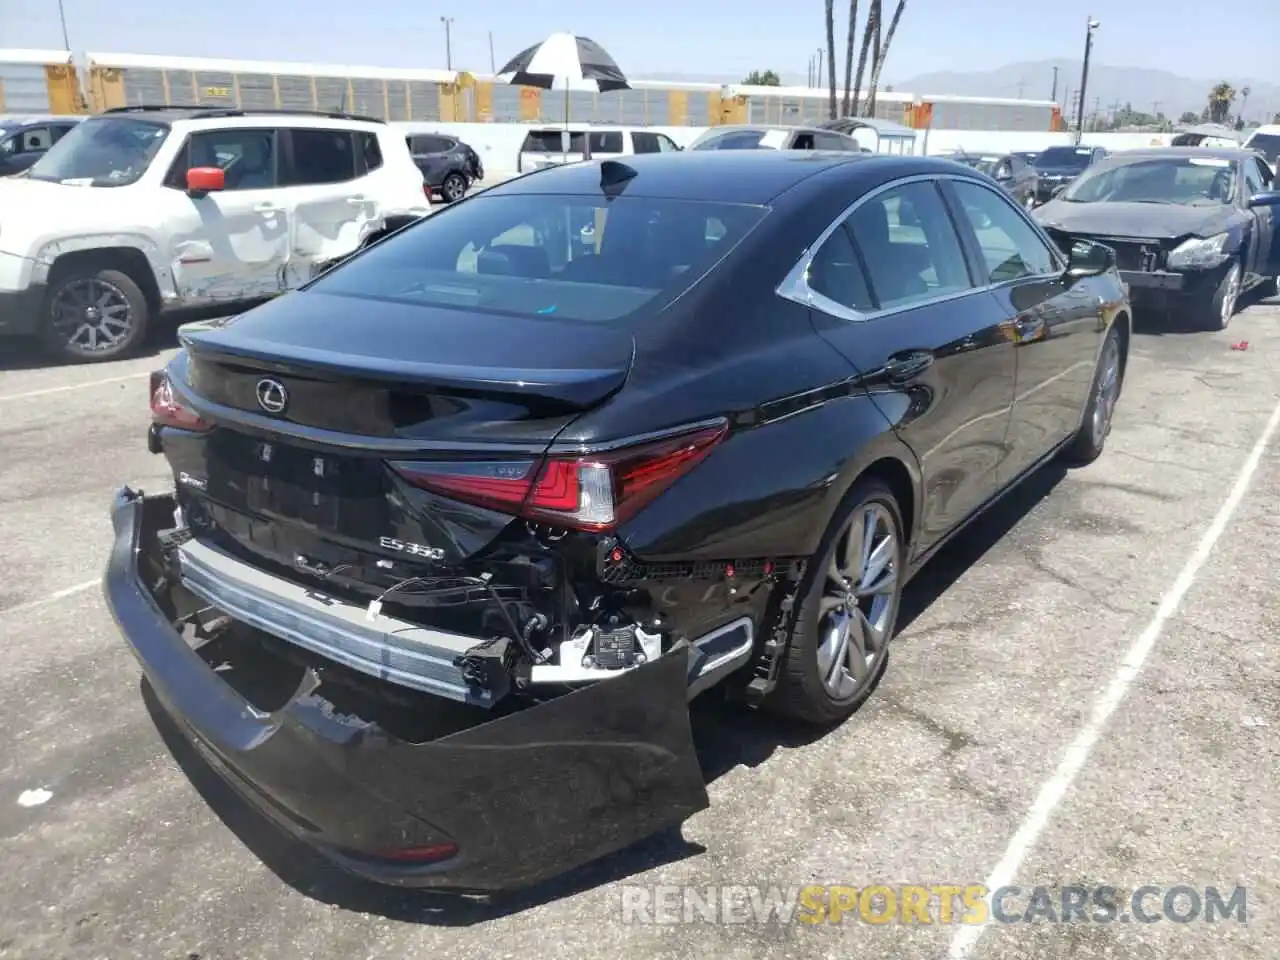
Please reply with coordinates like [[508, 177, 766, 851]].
[[944, 151, 1039, 208]]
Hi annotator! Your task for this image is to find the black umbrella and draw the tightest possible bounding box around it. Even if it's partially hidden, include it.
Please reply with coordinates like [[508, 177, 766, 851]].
[[497, 33, 630, 158]]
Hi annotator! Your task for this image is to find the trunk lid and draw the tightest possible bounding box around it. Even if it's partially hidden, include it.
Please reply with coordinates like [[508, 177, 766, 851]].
[[169, 291, 634, 579]]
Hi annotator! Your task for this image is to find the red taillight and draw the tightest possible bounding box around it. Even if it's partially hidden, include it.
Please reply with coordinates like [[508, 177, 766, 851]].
[[376, 842, 459, 863], [149, 371, 211, 432], [392, 421, 728, 532]]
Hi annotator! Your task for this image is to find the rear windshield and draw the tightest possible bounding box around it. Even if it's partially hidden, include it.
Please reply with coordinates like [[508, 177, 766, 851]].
[[523, 130, 587, 153], [307, 193, 766, 323], [1036, 146, 1094, 170], [1244, 132, 1280, 165]]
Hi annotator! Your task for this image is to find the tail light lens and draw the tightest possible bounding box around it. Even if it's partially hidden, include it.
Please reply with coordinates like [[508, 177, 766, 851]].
[[392, 421, 728, 532], [149, 371, 211, 432]]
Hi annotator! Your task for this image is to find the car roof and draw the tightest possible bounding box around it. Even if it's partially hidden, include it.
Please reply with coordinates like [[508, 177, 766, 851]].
[[484, 150, 963, 205]]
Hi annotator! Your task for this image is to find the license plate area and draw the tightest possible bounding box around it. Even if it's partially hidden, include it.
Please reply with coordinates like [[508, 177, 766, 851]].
[[244, 440, 344, 528]]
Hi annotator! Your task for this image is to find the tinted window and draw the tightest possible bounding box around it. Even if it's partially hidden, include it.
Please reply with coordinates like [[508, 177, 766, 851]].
[[707, 131, 766, 150], [522, 130, 586, 153], [309, 194, 765, 324], [656, 134, 680, 152], [950, 181, 1058, 282], [808, 225, 874, 311], [814, 132, 853, 151], [1009, 156, 1025, 174], [27, 116, 168, 187], [589, 131, 624, 154], [791, 132, 816, 150], [1244, 159, 1265, 196], [285, 128, 356, 185], [1251, 157, 1274, 189], [359, 131, 383, 172], [1036, 146, 1094, 170], [632, 132, 661, 153], [1065, 157, 1238, 206], [1244, 132, 1280, 165], [410, 134, 452, 154], [51, 123, 76, 143], [847, 181, 972, 309], [0, 134, 16, 155], [18, 127, 52, 151]]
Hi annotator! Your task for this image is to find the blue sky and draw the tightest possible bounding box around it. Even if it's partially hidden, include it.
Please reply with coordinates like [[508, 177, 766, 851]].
[[6, 0, 1276, 84]]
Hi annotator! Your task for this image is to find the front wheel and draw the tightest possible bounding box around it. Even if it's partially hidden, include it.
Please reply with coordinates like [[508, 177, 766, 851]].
[[40, 266, 150, 363], [1202, 260, 1242, 331], [769, 480, 904, 725]]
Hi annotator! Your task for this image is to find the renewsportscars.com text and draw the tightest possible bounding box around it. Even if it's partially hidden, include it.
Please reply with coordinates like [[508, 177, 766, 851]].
[[619, 884, 1247, 926]]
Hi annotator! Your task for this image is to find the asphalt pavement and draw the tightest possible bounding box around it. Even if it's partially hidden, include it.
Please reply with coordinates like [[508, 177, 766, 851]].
[[1, 294, 1278, 960]]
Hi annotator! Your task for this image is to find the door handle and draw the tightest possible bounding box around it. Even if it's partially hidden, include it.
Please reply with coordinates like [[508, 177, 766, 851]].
[[347, 196, 368, 205], [1013, 314, 1044, 339], [254, 202, 285, 214], [883, 350, 933, 384]]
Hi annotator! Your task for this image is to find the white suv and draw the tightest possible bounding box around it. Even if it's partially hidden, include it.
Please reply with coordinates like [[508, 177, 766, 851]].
[[0, 107, 431, 362]]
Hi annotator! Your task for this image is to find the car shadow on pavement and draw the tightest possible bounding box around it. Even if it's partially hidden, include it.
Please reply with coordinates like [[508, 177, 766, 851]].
[[137, 459, 1069, 927]]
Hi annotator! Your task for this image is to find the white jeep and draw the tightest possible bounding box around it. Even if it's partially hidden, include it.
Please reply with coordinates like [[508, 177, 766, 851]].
[[0, 106, 431, 362]]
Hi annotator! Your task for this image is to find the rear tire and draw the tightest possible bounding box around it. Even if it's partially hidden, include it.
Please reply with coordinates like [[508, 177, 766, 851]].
[[1062, 324, 1123, 466], [40, 265, 150, 364], [768, 479, 904, 725], [441, 172, 467, 203]]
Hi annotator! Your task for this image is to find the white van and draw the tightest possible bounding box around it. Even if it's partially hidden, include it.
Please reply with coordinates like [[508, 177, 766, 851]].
[[516, 126, 683, 173]]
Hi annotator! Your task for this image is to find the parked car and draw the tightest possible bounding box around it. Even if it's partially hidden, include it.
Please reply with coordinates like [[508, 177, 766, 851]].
[[1011, 150, 1042, 165], [1242, 123, 1280, 174], [0, 115, 81, 176], [1033, 144, 1107, 203], [105, 149, 1130, 892], [944, 151, 1039, 208], [0, 105, 430, 363], [516, 126, 682, 172], [688, 124, 861, 152], [1034, 147, 1280, 329], [406, 132, 483, 203]]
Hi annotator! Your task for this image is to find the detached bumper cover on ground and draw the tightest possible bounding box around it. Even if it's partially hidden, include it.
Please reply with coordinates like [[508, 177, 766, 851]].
[[103, 487, 710, 891]]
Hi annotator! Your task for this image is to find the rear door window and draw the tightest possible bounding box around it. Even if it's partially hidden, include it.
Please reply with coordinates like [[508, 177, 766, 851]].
[[814, 132, 853, 151], [522, 130, 586, 153], [171, 128, 278, 190], [410, 134, 453, 154], [283, 128, 357, 186], [589, 131, 624, 155], [309, 194, 766, 323], [847, 181, 973, 309]]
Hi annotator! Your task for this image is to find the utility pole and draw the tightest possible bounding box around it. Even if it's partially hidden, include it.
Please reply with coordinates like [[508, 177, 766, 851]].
[[1051, 66, 1059, 104], [1151, 100, 1162, 121], [816, 47, 824, 91], [1075, 17, 1100, 143], [56, 0, 72, 49], [488, 31, 496, 73], [440, 16, 455, 71], [1015, 78, 1027, 99], [808, 55, 814, 88]]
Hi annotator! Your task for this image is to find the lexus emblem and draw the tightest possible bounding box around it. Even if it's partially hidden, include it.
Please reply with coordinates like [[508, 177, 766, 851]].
[[255, 378, 288, 414]]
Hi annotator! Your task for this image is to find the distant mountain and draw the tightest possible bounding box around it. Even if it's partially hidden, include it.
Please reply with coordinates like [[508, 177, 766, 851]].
[[889, 60, 1280, 123]]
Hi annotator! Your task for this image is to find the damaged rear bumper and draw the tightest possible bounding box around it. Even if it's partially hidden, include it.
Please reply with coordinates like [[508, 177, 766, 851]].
[[103, 487, 710, 890]]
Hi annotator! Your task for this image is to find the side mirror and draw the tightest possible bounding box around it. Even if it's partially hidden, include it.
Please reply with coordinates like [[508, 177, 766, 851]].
[[186, 166, 225, 197], [1247, 190, 1280, 209], [1066, 239, 1114, 278]]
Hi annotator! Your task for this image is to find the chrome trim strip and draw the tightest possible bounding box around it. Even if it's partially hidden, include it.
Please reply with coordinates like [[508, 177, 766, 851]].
[[776, 171, 1067, 325], [686, 616, 755, 699], [177, 537, 489, 705]]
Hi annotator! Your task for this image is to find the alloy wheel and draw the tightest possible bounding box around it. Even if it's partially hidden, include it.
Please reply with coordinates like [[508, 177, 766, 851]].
[[50, 278, 134, 354], [443, 175, 465, 202], [1090, 334, 1121, 447], [1220, 263, 1241, 328], [816, 502, 900, 699]]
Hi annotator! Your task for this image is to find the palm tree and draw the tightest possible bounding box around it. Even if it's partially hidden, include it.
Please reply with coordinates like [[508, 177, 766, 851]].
[[824, 0, 838, 119], [840, 0, 860, 117], [1207, 81, 1236, 125], [864, 0, 907, 116], [850, 0, 879, 116]]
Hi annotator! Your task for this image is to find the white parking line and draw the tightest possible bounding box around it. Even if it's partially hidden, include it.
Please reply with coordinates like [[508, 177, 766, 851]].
[[0, 372, 149, 403], [0, 579, 99, 618], [949, 393, 1280, 960]]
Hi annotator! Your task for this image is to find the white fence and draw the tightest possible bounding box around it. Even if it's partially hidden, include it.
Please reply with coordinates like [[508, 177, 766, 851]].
[[398, 122, 1176, 178]]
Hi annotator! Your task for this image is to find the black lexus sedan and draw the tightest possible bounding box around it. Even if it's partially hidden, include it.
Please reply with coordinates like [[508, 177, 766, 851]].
[[104, 150, 1130, 892], [1034, 147, 1280, 328], [1033, 144, 1107, 203], [406, 131, 484, 203]]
